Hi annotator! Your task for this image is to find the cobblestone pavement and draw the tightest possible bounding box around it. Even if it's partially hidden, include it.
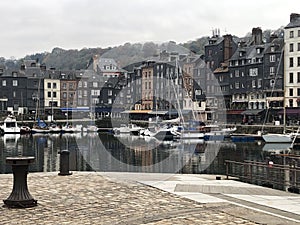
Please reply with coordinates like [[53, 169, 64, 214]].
[[0, 172, 260, 224]]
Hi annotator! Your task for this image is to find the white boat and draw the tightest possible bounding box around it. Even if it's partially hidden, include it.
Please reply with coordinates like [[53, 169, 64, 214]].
[[62, 124, 82, 133], [83, 125, 99, 133], [20, 125, 31, 134], [262, 133, 293, 143], [140, 125, 179, 140], [0, 115, 21, 134], [49, 124, 62, 133], [203, 124, 236, 140], [31, 126, 50, 134], [113, 124, 143, 135]]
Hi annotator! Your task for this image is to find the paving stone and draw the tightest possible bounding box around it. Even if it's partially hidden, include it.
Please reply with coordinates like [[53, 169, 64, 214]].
[[0, 172, 260, 224]]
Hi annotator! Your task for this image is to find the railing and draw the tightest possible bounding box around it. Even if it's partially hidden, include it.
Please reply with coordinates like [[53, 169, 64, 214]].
[[225, 160, 300, 193]]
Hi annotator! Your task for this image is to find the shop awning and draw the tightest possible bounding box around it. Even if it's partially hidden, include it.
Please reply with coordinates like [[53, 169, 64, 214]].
[[278, 108, 300, 115], [148, 111, 168, 115], [226, 110, 245, 115], [241, 109, 265, 115], [121, 110, 152, 114], [60, 107, 89, 112], [95, 107, 124, 113]]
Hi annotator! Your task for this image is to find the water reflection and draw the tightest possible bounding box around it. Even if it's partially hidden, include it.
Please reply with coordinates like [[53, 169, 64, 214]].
[[0, 133, 273, 174]]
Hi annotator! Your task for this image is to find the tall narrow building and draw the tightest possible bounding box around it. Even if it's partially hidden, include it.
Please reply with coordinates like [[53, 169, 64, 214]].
[[284, 13, 300, 111]]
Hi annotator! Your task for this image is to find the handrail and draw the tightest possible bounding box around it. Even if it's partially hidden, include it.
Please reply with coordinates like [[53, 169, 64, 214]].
[[225, 160, 300, 192]]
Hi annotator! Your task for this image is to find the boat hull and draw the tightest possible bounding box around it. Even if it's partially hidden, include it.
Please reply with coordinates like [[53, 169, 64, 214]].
[[262, 134, 292, 143]]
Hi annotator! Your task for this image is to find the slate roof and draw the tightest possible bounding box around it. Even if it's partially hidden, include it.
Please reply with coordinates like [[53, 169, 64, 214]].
[[97, 58, 119, 72], [285, 15, 300, 29]]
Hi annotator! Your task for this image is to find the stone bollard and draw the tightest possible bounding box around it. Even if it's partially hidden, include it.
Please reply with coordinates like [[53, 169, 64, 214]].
[[4, 156, 37, 208], [58, 150, 72, 176]]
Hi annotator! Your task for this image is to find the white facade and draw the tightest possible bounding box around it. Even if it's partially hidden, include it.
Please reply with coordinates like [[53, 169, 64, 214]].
[[44, 78, 61, 108], [284, 18, 300, 108]]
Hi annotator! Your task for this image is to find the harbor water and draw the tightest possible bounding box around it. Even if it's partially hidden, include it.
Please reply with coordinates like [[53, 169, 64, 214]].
[[0, 132, 289, 175]]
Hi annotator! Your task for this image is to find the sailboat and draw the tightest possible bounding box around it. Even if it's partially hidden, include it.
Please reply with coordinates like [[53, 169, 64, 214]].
[[262, 47, 294, 143]]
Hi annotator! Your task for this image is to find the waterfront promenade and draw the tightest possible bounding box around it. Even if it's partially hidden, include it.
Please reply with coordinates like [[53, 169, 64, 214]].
[[0, 172, 299, 224]]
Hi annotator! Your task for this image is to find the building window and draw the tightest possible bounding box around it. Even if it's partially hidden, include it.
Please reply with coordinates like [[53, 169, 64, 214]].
[[78, 81, 82, 87], [298, 72, 300, 83], [235, 70, 239, 77], [48, 92, 51, 98], [289, 88, 294, 97], [69, 83, 74, 89], [78, 90, 82, 98], [2, 80, 6, 86], [270, 55, 275, 62], [108, 98, 112, 104], [290, 57, 294, 67], [289, 99, 293, 107], [298, 43, 300, 51], [83, 81, 87, 88], [249, 68, 258, 76], [47, 82, 51, 88], [92, 82, 98, 88], [53, 83, 57, 89], [298, 30, 300, 37], [290, 43, 294, 52], [290, 73, 294, 83], [252, 80, 256, 88], [290, 31, 294, 38], [62, 83, 67, 89], [13, 91, 16, 98], [108, 90, 113, 96], [270, 67, 275, 76], [12, 80, 18, 86], [235, 82, 239, 89], [53, 92, 57, 98], [298, 88, 300, 96], [298, 57, 300, 67], [258, 79, 262, 88], [63, 92, 67, 98], [270, 46, 275, 52], [270, 79, 275, 87]]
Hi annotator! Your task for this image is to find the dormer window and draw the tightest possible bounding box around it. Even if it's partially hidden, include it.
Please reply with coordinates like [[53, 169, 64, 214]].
[[256, 48, 261, 54], [270, 46, 275, 52], [12, 71, 18, 77]]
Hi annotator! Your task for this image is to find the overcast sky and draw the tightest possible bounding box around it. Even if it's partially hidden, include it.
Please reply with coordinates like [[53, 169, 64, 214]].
[[0, 0, 296, 59]]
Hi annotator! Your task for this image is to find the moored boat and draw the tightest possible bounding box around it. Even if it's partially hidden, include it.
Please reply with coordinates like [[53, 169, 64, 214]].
[[31, 119, 50, 134], [113, 123, 143, 135], [262, 133, 293, 143], [0, 115, 21, 134]]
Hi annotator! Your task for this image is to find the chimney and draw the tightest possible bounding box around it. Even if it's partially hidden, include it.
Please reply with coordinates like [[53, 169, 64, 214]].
[[93, 55, 100, 72], [290, 13, 300, 22], [223, 34, 233, 62], [252, 27, 263, 45]]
